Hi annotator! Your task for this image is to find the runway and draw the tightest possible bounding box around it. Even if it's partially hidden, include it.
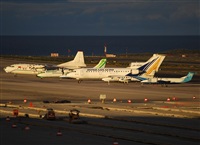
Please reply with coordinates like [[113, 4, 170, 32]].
[[0, 59, 200, 145]]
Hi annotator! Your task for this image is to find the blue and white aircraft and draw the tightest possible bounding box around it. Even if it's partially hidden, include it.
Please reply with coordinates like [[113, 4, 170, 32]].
[[61, 54, 165, 83], [140, 72, 195, 86]]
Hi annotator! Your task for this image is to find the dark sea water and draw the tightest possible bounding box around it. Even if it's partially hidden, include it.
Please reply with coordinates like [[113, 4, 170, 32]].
[[1, 36, 199, 56]]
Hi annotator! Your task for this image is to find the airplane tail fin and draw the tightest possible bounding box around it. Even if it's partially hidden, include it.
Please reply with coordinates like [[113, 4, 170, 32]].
[[140, 70, 156, 79], [182, 72, 195, 83], [93, 59, 107, 68], [138, 54, 166, 75], [57, 51, 86, 69], [147, 54, 165, 72]]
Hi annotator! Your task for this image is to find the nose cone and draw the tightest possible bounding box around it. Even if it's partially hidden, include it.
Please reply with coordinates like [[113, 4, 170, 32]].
[[36, 73, 43, 78], [102, 77, 111, 82], [4, 67, 12, 73]]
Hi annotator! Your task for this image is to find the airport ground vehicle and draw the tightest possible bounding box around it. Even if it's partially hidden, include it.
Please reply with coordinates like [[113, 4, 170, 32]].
[[69, 109, 80, 123], [43, 108, 56, 120]]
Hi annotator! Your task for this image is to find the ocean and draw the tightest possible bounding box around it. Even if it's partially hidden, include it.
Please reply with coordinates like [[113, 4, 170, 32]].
[[1, 36, 199, 56]]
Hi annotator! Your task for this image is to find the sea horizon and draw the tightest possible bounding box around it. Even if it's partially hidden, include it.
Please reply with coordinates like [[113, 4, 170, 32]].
[[1, 35, 199, 56]]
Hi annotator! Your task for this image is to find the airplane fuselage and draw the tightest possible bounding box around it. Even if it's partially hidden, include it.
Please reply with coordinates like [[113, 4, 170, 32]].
[[4, 51, 86, 76], [37, 69, 71, 78], [63, 68, 139, 80], [4, 64, 45, 75], [141, 72, 194, 84], [142, 78, 185, 84]]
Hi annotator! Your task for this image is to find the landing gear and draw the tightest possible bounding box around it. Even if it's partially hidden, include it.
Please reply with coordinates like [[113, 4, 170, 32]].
[[78, 80, 82, 83], [161, 84, 168, 87]]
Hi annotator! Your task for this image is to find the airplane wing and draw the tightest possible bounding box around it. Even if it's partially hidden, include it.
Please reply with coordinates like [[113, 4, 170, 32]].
[[102, 77, 119, 82], [102, 75, 132, 83], [157, 80, 171, 84]]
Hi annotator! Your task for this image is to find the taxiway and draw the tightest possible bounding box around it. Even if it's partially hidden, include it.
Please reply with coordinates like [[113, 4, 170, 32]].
[[0, 59, 199, 145]]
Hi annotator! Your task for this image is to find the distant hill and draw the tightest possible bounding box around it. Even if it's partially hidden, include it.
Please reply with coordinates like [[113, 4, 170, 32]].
[[163, 48, 200, 54]]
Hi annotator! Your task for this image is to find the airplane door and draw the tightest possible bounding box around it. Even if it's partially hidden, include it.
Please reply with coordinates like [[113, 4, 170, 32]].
[[98, 69, 103, 79], [80, 70, 84, 76], [99, 69, 103, 75]]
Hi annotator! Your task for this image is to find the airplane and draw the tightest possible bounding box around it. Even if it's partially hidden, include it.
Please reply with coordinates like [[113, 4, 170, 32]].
[[118, 70, 157, 83], [140, 72, 195, 86], [4, 51, 86, 75], [117, 54, 166, 83], [36, 58, 107, 78], [61, 54, 165, 83], [4, 63, 45, 75]]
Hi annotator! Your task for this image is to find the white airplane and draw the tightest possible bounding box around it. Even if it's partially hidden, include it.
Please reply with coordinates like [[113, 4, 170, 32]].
[[4, 63, 45, 75], [118, 54, 166, 83], [36, 58, 107, 78], [4, 51, 86, 75], [140, 72, 195, 86], [61, 54, 165, 83]]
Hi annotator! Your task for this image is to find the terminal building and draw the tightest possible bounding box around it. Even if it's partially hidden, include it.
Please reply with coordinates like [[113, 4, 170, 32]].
[[104, 44, 116, 58], [51, 53, 59, 57]]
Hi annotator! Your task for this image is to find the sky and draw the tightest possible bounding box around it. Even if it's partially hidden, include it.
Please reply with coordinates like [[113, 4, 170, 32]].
[[1, 0, 199, 36]]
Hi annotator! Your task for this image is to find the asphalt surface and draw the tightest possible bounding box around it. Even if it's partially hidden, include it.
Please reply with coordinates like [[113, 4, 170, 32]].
[[0, 59, 200, 145]]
